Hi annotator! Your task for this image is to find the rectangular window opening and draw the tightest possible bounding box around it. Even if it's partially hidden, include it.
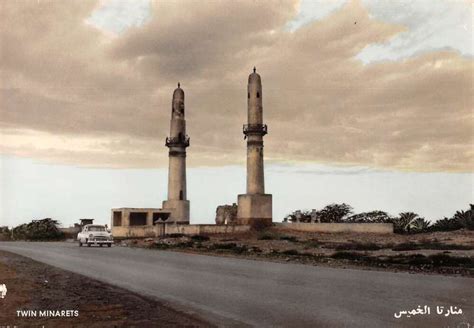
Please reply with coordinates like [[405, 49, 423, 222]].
[[129, 212, 147, 226]]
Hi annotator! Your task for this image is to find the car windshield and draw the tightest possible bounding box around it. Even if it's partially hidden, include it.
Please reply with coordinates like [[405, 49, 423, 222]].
[[88, 226, 106, 232]]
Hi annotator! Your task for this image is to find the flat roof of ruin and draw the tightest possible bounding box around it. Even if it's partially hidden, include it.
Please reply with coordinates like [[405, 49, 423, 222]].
[[112, 207, 166, 211]]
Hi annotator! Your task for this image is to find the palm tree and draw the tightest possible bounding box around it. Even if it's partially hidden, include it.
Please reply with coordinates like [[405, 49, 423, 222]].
[[453, 209, 474, 230], [409, 217, 431, 233], [392, 212, 419, 233], [431, 217, 461, 231]]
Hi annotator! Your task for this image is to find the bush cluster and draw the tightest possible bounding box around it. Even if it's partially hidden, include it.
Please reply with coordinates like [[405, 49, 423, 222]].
[[12, 218, 65, 241]]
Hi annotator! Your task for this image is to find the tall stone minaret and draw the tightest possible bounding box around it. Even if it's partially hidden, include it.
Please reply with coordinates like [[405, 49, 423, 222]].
[[237, 68, 272, 226], [162, 83, 190, 223]]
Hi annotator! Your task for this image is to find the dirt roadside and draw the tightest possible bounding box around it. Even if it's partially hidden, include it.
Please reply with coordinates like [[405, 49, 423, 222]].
[[0, 250, 213, 328], [122, 228, 474, 277]]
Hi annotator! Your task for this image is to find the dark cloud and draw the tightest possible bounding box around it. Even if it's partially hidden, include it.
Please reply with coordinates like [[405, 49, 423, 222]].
[[0, 0, 472, 172]]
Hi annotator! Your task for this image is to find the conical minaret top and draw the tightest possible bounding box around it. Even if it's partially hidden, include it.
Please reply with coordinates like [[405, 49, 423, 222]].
[[167, 82, 188, 145], [247, 67, 264, 126], [171, 82, 185, 120]]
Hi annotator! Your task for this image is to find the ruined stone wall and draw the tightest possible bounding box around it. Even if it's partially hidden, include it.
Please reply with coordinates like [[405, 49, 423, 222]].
[[275, 223, 393, 234], [112, 225, 164, 238], [215, 204, 238, 225], [112, 224, 250, 238]]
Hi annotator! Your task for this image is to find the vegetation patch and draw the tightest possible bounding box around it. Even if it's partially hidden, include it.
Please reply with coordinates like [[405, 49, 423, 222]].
[[12, 218, 65, 241], [280, 249, 299, 256], [175, 241, 195, 248], [303, 240, 321, 248], [190, 235, 210, 242], [330, 251, 473, 269], [257, 233, 298, 242], [331, 251, 370, 261], [427, 254, 473, 267], [150, 242, 171, 250], [387, 254, 474, 268], [392, 242, 474, 251], [334, 242, 382, 251], [0, 226, 11, 241], [279, 235, 298, 242], [284, 204, 474, 234], [210, 243, 248, 254], [166, 233, 185, 238], [257, 232, 280, 240]]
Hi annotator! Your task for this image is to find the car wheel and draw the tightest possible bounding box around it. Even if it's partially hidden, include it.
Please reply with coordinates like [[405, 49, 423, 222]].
[[107, 244, 112, 247], [78, 241, 82, 247], [99, 244, 103, 247]]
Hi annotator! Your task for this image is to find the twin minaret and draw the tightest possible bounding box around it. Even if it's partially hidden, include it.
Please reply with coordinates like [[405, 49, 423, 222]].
[[237, 68, 273, 226], [245, 67, 266, 194], [163, 69, 272, 225], [162, 83, 190, 223]]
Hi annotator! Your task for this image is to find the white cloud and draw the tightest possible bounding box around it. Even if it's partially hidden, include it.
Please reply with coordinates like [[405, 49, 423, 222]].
[[357, 0, 473, 63], [1, 0, 472, 172], [287, 0, 472, 62], [286, 0, 347, 31], [86, 0, 151, 36]]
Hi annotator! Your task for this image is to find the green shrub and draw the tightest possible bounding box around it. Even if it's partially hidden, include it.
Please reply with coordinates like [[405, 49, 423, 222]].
[[391, 243, 420, 251], [210, 243, 248, 254], [431, 217, 462, 231], [175, 241, 194, 248], [335, 242, 381, 251], [166, 233, 185, 238], [258, 232, 279, 240], [454, 207, 474, 230], [190, 235, 210, 242], [0, 226, 11, 241], [304, 240, 320, 248], [280, 249, 299, 256], [150, 243, 170, 250], [428, 254, 473, 267], [279, 235, 298, 242], [346, 211, 391, 223], [331, 251, 366, 260], [392, 242, 474, 251], [12, 218, 64, 241]]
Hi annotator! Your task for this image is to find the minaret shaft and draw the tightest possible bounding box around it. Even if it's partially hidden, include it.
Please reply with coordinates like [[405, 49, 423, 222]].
[[246, 136, 265, 194], [246, 73, 265, 194], [237, 68, 272, 226], [163, 84, 190, 223], [167, 151, 186, 200]]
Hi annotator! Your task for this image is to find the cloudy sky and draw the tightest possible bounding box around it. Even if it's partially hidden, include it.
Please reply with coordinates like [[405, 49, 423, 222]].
[[1, 0, 472, 227]]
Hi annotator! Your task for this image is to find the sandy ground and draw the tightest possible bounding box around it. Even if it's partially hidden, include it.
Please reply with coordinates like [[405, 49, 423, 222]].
[[123, 228, 474, 277], [0, 250, 213, 328]]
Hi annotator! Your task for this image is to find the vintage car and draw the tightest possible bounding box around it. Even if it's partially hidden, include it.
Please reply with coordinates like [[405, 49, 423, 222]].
[[77, 224, 113, 247]]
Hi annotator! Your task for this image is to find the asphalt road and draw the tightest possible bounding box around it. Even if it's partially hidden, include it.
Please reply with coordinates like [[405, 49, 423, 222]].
[[0, 242, 472, 327]]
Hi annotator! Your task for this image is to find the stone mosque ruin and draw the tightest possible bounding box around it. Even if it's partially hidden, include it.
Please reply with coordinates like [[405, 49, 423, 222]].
[[110, 68, 393, 238], [111, 68, 271, 237]]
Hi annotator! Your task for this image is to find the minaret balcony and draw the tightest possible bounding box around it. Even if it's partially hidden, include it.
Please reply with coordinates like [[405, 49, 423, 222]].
[[243, 124, 267, 136], [165, 135, 190, 147]]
